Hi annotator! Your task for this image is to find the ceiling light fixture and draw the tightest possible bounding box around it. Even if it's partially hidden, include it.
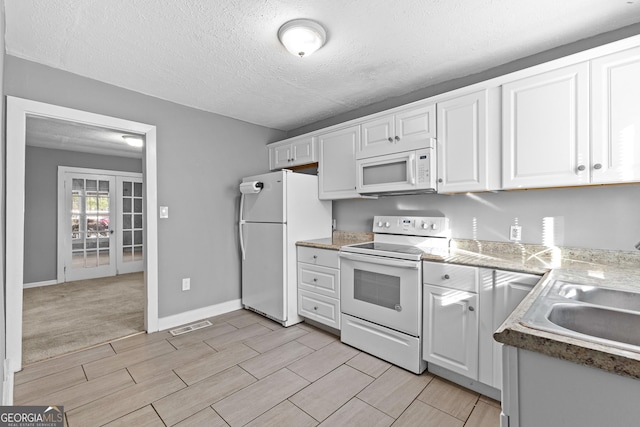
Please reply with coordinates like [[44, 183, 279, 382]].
[[122, 135, 144, 148], [278, 19, 327, 58]]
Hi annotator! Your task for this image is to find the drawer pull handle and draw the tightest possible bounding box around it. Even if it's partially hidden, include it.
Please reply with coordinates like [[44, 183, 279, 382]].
[[443, 274, 450, 280], [312, 255, 318, 259], [313, 306, 318, 310], [395, 304, 402, 312], [593, 163, 602, 170], [469, 306, 475, 312], [577, 165, 586, 172], [313, 278, 318, 282]]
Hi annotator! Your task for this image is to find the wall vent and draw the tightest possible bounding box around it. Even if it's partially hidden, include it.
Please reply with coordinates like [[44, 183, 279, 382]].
[[169, 320, 212, 336]]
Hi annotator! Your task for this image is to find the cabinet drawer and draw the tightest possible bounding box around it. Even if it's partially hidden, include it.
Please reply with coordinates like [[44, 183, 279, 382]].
[[297, 246, 339, 268], [298, 263, 340, 298], [298, 290, 340, 329], [423, 261, 479, 293]]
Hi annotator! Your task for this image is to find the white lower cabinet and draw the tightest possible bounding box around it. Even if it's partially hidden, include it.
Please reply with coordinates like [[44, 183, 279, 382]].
[[422, 262, 480, 379], [423, 261, 541, 394], [297, 246, 340, 329]]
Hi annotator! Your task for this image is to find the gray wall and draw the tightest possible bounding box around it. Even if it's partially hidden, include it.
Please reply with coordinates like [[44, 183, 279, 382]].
[[334, 185, 640, 251], [5, 56, 286, 318], [23, 146, 143, 284]]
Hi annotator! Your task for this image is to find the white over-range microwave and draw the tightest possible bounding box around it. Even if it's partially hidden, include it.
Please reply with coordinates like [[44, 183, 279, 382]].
[[356, 140, 437, 196]]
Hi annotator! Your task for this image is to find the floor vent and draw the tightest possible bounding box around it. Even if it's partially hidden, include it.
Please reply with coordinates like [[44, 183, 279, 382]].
[[169, 320, 212, 336]]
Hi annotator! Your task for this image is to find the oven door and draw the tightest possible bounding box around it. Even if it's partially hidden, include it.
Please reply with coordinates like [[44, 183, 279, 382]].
[[339, 252, 422, 336]]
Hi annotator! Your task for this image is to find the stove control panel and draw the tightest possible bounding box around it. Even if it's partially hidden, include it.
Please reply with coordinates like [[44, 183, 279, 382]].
[[372, 216, 450, 237]]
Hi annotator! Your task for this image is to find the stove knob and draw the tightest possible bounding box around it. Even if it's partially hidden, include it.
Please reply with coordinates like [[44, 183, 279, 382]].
[[384, 221, 390, 228], [431, 223, 438, 230], [422, 223, 429, 230]]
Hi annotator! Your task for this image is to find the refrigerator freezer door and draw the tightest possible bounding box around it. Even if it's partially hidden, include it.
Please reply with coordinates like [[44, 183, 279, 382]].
[[242, 171, 286, 223], [241, 222, 287, 322]]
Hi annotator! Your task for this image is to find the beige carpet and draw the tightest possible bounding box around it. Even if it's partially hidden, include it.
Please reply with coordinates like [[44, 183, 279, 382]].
[[22, 272, 144, 365]]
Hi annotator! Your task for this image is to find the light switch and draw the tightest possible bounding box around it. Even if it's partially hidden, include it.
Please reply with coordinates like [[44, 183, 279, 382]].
[[160, 206, 169, 218]]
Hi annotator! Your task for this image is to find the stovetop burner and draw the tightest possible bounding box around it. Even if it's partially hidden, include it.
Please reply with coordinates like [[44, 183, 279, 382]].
[[339, 215, 451, 261]]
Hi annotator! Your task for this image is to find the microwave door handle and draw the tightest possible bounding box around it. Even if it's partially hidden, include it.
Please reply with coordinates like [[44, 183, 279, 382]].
[[408, 153, 416, 185], [338, 252, 420, 269]]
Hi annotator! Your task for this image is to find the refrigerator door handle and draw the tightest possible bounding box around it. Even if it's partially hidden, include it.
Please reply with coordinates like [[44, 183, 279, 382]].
[[239, 193, 247, 260]]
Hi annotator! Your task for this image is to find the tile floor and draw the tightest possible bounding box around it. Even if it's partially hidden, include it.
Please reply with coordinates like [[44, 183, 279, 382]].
[[15, 309, 500, 426]]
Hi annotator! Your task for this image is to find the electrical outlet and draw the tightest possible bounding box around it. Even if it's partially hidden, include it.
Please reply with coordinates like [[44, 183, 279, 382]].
[[510, 225, 522, 241], [182, 278, 190, 291]]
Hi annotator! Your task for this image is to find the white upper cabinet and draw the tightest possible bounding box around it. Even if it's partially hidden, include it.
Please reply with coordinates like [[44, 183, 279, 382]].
[[436, 89, 500, 193], [502, 62, 591, 189], [269, 136, 317, 170], [358, 104, 435, 159], [318, 125, 362, 199], [591, 46, 640, 184]]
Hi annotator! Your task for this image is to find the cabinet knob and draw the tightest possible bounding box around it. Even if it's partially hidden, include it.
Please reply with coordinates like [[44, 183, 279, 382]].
[[443, 274, 450, 280], [312, 255, 317, 259], [577, 165, 586, 171], [394, 136, 400, 141], [394, 304, 402, 312], [313, 306, 318, 310], [387, 137, 393, 143], [438, 178, 443, 183], [469, 306, 475, 312], [313, 278, 318, 282], [593, 163, 602, 170]]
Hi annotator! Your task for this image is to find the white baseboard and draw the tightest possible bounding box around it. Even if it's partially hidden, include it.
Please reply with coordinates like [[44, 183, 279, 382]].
[[3, 359, 14, 405], [157, 299, 243, 331], [23, 279, 58, 289]]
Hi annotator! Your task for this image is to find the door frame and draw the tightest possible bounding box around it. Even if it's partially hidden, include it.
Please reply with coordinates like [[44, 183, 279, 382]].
[[56, 167, 144, 283], [6, 96, 159, 374]]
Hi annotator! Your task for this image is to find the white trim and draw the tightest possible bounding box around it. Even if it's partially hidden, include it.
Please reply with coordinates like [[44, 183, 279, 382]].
[[6, 96, 159, 373], [23, 280, 58, 289], [2, 360, 13, 405], [157, 299, 243, 331]]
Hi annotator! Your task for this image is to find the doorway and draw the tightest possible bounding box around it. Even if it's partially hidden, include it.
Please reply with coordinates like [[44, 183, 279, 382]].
[[6, 96, 159, 376]]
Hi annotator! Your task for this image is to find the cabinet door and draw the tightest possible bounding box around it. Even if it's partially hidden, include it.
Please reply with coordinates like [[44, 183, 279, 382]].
[[592, 46, 640, 184], [318, 125, 361, 199], [395, 103, 436, 150], [269, 143, 292, 170], [437, 90, 490, 193], [423, 284, 479, 380], [502, 63, 590, 189], [291, 137, 317, 166], [491, 270, 540, 389], [359, 114, 395, 159]]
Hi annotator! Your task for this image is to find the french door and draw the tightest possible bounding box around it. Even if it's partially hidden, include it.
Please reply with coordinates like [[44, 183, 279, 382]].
[[64, 173, 117, 281], [59, 168, 144, 282]]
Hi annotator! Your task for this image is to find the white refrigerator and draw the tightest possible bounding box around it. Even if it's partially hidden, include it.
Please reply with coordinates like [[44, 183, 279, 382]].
[[239, 170, 332, 326]]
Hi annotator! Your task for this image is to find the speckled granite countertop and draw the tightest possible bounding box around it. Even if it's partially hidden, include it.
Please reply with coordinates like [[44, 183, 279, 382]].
[[298, 233, 640, 379], [296, 230, 373, 250]]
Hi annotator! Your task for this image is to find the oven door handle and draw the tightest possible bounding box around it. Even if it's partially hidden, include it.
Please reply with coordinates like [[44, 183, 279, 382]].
[[338, 252, 420, 269]]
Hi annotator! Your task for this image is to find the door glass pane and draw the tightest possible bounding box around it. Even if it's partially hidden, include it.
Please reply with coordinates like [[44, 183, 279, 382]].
[[85, 250, 98, 267], [72, 252, 85, 268], [98, 249, 110, 266], [353, 269, 400, 310], [86, 180, 97, 191], [121, 179, 143, 264]]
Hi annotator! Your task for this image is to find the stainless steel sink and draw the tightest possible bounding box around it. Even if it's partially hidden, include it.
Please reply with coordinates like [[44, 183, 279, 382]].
[[520, 280, 640, 352], [556, 283, 640, 312], [547, 303, 640, 348]]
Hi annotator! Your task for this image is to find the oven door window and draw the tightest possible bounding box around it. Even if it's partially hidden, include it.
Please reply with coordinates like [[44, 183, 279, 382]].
[[353, 269, 400, 310]]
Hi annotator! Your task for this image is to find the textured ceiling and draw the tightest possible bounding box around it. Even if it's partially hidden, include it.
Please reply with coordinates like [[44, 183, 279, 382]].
[[26, 116, 143, 159], [5, 0, 640, 131]]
